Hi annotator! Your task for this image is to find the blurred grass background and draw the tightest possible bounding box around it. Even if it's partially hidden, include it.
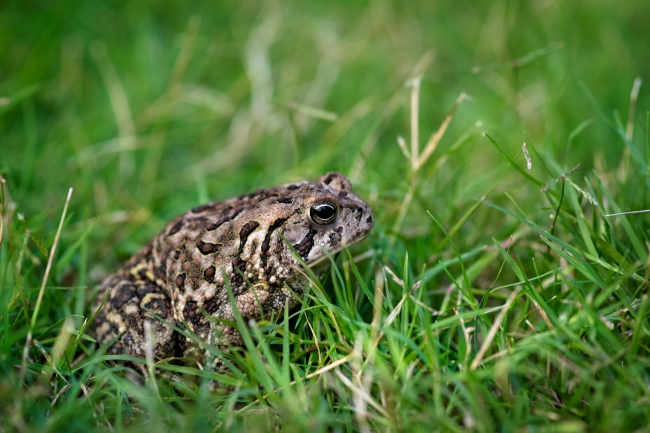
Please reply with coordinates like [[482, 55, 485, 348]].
[[2, 0, 650, 431]]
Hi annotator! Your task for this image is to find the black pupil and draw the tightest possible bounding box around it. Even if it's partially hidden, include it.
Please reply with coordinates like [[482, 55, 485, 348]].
[[311, 202, 336, 224]]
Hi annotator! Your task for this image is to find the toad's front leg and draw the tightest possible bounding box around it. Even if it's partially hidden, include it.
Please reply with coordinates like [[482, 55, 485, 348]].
[[199, 282, 294, 382]]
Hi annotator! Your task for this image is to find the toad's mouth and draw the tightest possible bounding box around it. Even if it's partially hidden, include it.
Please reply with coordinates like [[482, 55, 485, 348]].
[[304, 233, 372, 269]]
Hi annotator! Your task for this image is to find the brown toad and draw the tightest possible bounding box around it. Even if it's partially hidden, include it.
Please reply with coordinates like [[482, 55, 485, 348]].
[[92, 172, 373, 375]]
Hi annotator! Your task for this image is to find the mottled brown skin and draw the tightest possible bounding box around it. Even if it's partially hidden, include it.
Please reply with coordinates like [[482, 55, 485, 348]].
[[92, 172, 373, 375]]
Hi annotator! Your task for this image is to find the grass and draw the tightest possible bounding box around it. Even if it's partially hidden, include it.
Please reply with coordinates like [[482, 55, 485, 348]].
[[2, 0, 650, 431]]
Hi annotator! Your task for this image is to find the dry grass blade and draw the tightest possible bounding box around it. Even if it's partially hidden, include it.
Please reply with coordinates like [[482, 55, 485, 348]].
[[417, 92, 467, 171], [136, 16, 201, 128], [470, 288, 520, 370], [567, 180, 598, 206], [21, 187, 73, 382], [304, 353, 355, 379], [626, 77, 642, 140], [52, 317, 74, 366], [454, 291, 473, 368], [334, 370, 391, 420], [605, 209, 650, 217], [392, 182, 416, 235], [370, 268, 385, 343], [408, 77, 421, 169], [397, 135, 410, 160], [144, 321, 160, 394], [90, 42, 136, 177], [29, 188, 73, 329], [51, 384, 71, 407], [0, 176, 5, 249], [522, 143, 532, 170], [352, 333, 372, 433], [393, 90, 466, 234], [244, 353, 357, 409]]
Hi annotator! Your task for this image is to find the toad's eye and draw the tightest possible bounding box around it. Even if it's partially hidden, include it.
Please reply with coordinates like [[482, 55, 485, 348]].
[[309, 201, 338, 225]]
